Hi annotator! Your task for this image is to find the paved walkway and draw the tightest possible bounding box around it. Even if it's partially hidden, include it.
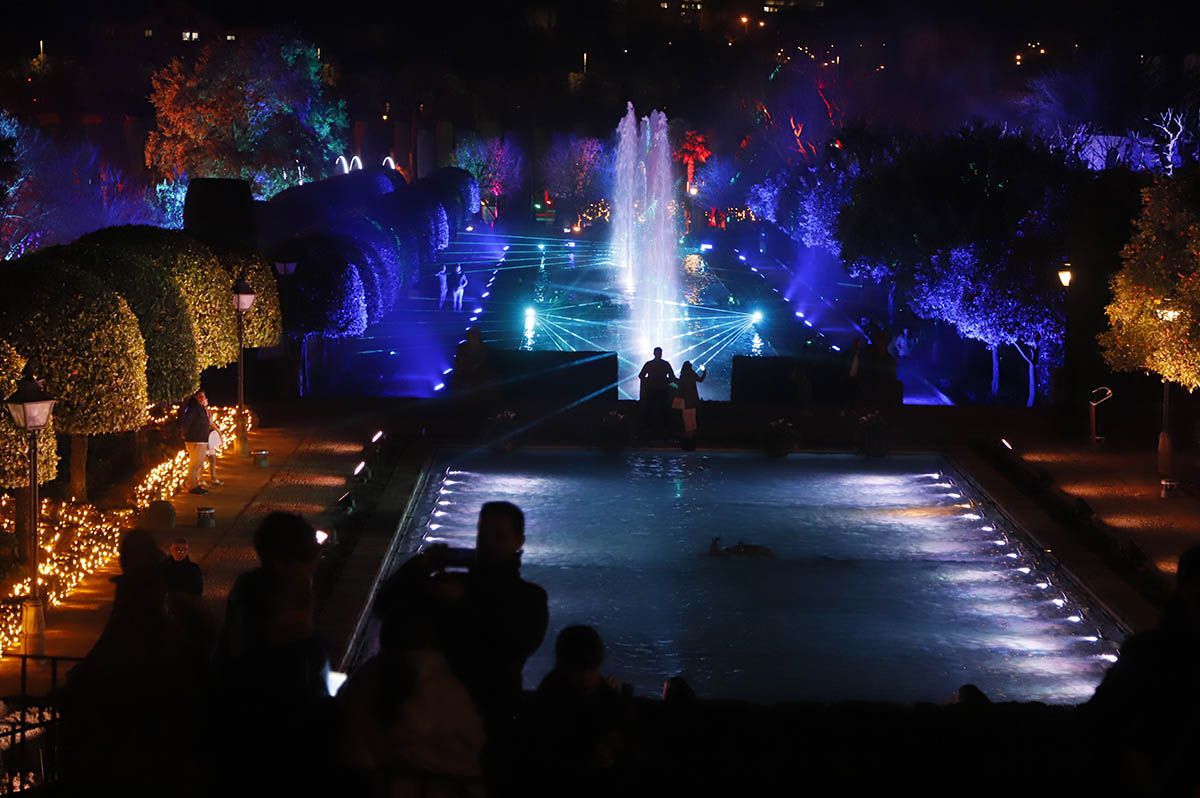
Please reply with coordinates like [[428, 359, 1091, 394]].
[[0, 413, 380, 695], [1016, 443, 1200, 581]]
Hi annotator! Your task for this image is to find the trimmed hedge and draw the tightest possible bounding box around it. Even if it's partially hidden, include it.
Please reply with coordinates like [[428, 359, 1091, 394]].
[[76, 226, 237, 370], [280, 234, 368, 338], [69, 238, 200, 404], [0, 248, 148, 436]]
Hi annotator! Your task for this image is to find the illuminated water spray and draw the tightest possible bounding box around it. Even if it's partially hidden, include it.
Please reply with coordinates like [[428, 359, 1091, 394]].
[[612, 103, 680, 358]]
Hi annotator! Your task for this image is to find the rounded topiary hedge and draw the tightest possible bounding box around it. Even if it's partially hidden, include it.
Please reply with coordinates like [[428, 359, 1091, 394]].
[[0, 249, 148, 437], [281, 234, 368, 338], [68, 237, 200, 404], [77, 226, 237, 370]]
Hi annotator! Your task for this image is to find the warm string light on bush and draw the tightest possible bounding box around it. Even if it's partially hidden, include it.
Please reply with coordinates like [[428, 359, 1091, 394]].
[[0, 406, 251, 655]]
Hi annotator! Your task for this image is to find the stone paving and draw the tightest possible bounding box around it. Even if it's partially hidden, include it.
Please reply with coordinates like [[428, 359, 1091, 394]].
[[1015, 444, 1200, 580], [0, 414, 379, 695]]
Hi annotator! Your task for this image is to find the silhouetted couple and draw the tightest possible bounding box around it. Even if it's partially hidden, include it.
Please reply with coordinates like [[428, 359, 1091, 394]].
[[370, 501, 549, 794], [639, 347, 705, 443]]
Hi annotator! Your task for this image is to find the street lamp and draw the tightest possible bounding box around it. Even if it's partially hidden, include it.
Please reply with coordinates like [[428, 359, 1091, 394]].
[[1057, 267, 1073, 287], [232, 277, 257, 456], [1155, 301, 1181, 475], [4, 370, 56, 656], [740, 15, 749, 34]]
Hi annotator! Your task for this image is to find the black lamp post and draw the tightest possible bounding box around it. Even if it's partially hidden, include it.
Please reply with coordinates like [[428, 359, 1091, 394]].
[[1155, 302, 1182, 476], [4, 370, 56, 656], [233, 277, 257, 456]]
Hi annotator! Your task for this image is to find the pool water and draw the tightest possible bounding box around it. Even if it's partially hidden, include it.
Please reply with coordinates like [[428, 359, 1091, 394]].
[[404, 450, 1122, 704]]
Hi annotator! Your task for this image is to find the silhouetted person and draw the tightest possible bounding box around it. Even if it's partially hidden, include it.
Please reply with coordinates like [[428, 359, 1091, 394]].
[[436, 264, 449, 310], [342, 596, 486, 797], [676, 361, 706, 447], [64, 530, 207, 795], [454, 328, 491, 394], [214, 512, 337, 794], [453, 264, 468, 312], [1083, 545, 1200, 795], [638, 347, 676, 440], [375, 501, 548, 792], [844, 338, 864, 407], [162, 537, 203, 597], [527, 625, 628, 795]]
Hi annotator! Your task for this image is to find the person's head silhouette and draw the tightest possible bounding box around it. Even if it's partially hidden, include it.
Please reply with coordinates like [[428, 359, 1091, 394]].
[[653, 347, 662, 359]]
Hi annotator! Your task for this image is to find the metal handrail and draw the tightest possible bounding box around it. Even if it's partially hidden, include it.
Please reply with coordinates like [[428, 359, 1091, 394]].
[[0, 653, 82, 792]]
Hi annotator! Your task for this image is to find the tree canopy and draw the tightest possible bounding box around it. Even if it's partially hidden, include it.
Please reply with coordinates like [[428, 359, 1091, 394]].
[[1100, 171, 1200, 389], [146, 35, 348, 200]]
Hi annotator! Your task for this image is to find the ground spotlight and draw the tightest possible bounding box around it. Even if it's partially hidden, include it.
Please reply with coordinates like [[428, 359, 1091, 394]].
[[353, 460, 371, 483], [372, 430, 384, 444], [465, 225, 474, 232], [751, 310, 764, 323], [1001, 438, 1013, 450], [537, 243, 546, 251], [699, 243, 713, 252], [525, 307, 536, 333], [434, 382, 445, 391], [563, 227, 572, 233], [315, 529, 330, 545], [503, 245, 510, 251]]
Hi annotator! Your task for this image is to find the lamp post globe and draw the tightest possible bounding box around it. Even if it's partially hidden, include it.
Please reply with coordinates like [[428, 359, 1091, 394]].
[[4, 371, 56, 656], [232, 278, 256, 455]]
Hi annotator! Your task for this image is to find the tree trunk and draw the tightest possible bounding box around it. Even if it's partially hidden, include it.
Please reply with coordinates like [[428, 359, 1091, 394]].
[[990, 346, 1000, 399], [888, 282, 896, 326], [299, 333, 310, 398], [70, 434, 88, 503], [1014, 344, 1036, 408]]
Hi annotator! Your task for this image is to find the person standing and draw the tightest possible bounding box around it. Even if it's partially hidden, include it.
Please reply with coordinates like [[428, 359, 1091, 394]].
[[436, 265, 449, 310], [162, 537, 203, 597], [676, 361, 706, 447], [373, 501, 548, 792], [453, 265, 468, 312], [638, 347, 677, 441], [180, 390, 214, 495]]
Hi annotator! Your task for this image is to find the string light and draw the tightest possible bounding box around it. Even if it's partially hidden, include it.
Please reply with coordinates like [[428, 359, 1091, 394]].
[[0, 406, 252, 655]]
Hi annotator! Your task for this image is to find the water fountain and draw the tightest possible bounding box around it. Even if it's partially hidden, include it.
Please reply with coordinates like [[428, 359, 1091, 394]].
[[612, 103, 681, 359]]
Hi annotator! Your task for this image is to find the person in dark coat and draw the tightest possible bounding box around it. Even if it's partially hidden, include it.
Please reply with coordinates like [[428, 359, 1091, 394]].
[[179, 390, 214, 494], [162, 537, 203, 597], [526, 625, 629, 796], [638, 347, 677, 440], [374, 501, 549, 792], [676, 361, 706, 445], [213, 512, 338, 794], [1082, 545, 1200, 795], [63, 530, 208, 795]]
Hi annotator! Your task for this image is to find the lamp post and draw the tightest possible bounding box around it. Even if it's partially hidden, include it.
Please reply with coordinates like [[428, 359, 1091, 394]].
[[4, 370, 56, 656], [1057, 263, 1074, 411], [1155, 303, 1181, 475], [233, 277, 257, 456]]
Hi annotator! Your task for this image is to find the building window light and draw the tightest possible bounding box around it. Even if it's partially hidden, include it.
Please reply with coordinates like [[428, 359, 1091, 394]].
[[144, 29, 153, 38], [226, 33, 236, 41]]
